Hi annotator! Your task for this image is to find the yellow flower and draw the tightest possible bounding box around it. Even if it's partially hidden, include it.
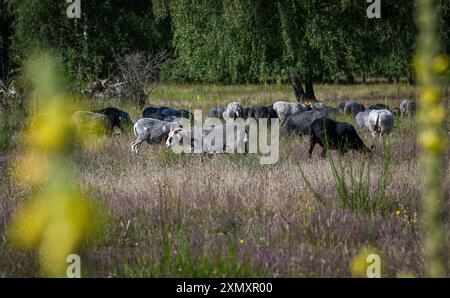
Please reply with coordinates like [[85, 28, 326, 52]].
[[27, 102, 72, 152], [420, 130, 445, 153], [424, 105, 446, 124], [350, 247, 381, 277], [10, 191, 97, 277], [420, 87, 441, 105], [432, 54, 449, 76], [395, 210, 401, 216], [239, 239, 245, 245], [9, 198, 50, 250]]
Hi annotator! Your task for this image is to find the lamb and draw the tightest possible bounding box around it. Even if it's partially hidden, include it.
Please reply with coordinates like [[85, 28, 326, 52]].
[[400, 100, 416, 118]]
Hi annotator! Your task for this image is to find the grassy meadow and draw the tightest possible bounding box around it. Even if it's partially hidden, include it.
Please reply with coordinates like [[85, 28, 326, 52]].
[[0, 82, 449, 277]]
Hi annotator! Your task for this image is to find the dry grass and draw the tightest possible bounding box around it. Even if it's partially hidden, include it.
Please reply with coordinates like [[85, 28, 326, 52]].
[[0, 82, 449, 277]]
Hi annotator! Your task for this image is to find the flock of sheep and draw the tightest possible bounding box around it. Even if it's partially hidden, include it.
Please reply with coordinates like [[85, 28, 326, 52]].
[[69, 98, 417, 157]]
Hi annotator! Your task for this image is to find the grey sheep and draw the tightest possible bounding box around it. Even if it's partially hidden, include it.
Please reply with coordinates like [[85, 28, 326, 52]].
[[400, 100, 416, 118], [338, 100, 365, 116], [71, 110, 113, 136], [131, 118, 180, 154], [223, 102, 245, 120]]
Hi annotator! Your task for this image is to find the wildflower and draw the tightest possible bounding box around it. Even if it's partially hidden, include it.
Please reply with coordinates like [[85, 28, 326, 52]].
[[350, 247, 381, 278], [239, 239, 245, 245], [420, 130, 445, 153], [423, 105, 446, 124], [432, 54, 449, 76], [395, 210, 401, 216], [420, 87, 441, 105]]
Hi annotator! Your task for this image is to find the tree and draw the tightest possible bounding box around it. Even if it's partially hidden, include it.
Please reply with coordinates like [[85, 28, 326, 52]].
[[0, 0, 14, 82]]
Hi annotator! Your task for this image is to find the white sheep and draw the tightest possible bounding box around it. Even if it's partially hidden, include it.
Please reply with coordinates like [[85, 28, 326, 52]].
[[272, 101, 307, 123], [368, 109, 395, 139], [222, 102, 245, 120]]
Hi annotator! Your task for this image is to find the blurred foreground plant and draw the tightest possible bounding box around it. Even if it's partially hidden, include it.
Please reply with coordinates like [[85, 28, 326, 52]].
[[9, 52, 101, 277], [415, 0, 449, 277]]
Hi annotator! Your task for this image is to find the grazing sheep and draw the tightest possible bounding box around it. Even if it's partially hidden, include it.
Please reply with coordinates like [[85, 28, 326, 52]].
[[355, 110, 372, 129], [368, 109, 395, 139], [248, 105, 278, 121], [281, 107, 336, 135], [309, 117, 371, 158], [368, 103, 390, 111], [71, 110, 113, 136], [338, 100, 365, 115], [242, 107, 250, 119], [142, 106, 189, 122], [400, 100, 416, 118], [223, 102, 245, 120], [356, 109, 394, 139], [209, 107, 225, 119], [93, 107, 133, 132], [313, 102, 327, 110], [273, 101, 308, 123], [160, 107, 192, 119], [166, 123, 247, 154], [131, 118, 180, 154]]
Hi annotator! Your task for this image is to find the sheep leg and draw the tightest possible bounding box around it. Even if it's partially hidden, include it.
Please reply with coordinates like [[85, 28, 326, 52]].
[[308, 136, 316, 158], [131, 139, 143, 154]]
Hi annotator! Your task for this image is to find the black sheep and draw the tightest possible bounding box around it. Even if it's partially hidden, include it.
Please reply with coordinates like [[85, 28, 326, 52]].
[[308, 117, 371, 158], [93, 107, 132, 132]]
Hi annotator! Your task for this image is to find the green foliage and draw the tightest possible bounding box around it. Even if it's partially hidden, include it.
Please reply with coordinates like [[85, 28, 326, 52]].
[[122, 229, 257, 277], [0, 115, 14, 152], [2, 0, 450, 84], [8, 0, 170, 81]]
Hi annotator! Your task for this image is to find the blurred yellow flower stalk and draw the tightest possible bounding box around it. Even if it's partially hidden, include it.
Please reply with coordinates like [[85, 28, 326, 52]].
[[9, 53, 100, 277], [415, 0, 449, 277]]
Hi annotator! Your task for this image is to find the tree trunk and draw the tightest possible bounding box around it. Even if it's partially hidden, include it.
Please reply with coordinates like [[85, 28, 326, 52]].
[[362, 75, 366, 84], [407, 71, 415, 85], [388, 76, 394, 83], [346, 73, 355, 84], [290, 76, 306, 102], [305, 80, 316, 101], [0, 0, 12, 83]]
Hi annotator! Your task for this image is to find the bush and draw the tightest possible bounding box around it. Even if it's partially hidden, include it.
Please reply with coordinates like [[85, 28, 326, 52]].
[[299, 146, 394, 214]]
